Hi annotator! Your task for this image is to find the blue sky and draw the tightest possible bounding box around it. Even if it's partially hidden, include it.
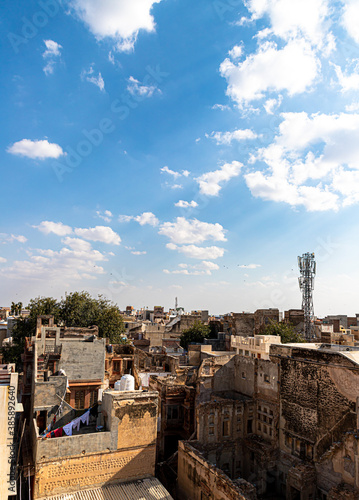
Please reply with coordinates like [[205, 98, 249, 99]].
[[1, 0, 359, 316]]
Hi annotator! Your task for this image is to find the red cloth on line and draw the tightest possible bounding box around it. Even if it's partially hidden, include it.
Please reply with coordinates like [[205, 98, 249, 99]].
[[54, 427, 63, 438]]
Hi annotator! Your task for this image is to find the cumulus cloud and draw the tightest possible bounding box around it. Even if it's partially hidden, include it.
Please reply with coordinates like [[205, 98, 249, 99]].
[[207, 129, 258, 145], [333, 61, 359, 92], [34, 221, 72, 236], [163, 260, 220, 276], [7, 139, 64, 160], [74, 226, 121, 245], [0, 257, 7, 263], [96, 210, 113, 223], [238, 264, 262, 269], [174, 200, 198, 208], [342, 0, 359, 44], [135, 212, 159, 226], [118, 212, 159, 226], [0, 242, 107, 283], [166, 243, 225, 260], [3, 234, 27, 244], [245, 0, 333, 51], [160, 166, 190, 179], [196, 161, 242, 196], [220, 39, 319, 107], [43, 39, 62, 75], [127, 76, 160, 98], [245, 111, 359, 210], [68, 0, 162, 52], [159, 217, 226, 245], [81, 65, 105, 92], [131, 250, 147, 255]]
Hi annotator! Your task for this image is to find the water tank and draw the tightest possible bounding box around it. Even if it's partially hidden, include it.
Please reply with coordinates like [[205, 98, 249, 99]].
[[120, 374, 135, 391], [114, 380, 122, 391]]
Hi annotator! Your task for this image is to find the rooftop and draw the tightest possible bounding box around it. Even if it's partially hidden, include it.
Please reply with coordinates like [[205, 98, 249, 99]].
[[40, 477, 173, 500]]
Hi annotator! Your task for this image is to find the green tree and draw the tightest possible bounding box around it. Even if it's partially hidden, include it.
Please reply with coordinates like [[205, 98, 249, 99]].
[[60, 291, 125, 341], [180, 320, 211, 349], [1, 292, 125, 368], [262, 321, 305, 343]]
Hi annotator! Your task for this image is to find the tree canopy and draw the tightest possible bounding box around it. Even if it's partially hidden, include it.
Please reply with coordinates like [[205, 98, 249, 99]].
[[180, 320, 211, 349], [1, 291, 125, 368], [262, 320, 305, 344]]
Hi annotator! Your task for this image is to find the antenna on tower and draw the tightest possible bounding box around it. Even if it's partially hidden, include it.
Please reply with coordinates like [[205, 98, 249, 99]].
[[298, 252, 316, 340], [175, 297, 178, 310]]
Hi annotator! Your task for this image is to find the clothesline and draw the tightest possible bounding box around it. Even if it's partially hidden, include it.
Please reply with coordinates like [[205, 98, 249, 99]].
[[41, 404, 98, 439]]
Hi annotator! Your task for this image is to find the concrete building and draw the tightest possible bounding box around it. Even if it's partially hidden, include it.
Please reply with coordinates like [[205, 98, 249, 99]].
[[30, 389, 161, 498], [0, 363, 23, 499], [231, 334, 281, 360], [177, 343, 359, 499]]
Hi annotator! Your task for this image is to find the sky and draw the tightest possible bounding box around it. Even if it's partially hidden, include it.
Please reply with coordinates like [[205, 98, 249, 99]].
[[1, 0, 359, 316]]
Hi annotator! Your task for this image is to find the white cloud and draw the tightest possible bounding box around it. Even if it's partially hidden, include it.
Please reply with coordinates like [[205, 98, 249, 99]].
[[62, 237, 93, 252], [212, 104, 231, 111], [0, 257, 6, 263], [207, 129, 258, 145], [163, 260, 220, 276], [9, 234, 27, 243], [333, 61, 359, 92], [160, 166, 190, 179], [170, 184, 183, 190], [68, 0, 162, 52], [7, 139, 64, 160], [175, 200, 198, 208], [74, 226, 121, 245], [118, 215, 134, 223], [220, 39, 319, 107], [135, 212, 159, 226], [43, 39, 62, 75], [131, 250, 147, 255], [34, 221, 72, 236], [81, 65, 105, 92], [166, 243, 225, 260], [0, 242, 107, 283], [245, 111, 359, 210], [239, 264, 262, 269], [345, 102, 359, 112], [127, 76, 160, 98], [196, 161, 242, 196], [159, 217, 226, 245], [96, 210, 113, 223], [342, 0, 359, 44], [228, 45, 243, 60], [264, 96, 282, 114], [245, 0, 333, 51]]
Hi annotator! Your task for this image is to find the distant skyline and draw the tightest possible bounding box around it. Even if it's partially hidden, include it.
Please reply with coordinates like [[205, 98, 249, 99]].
[[1, 0, 359, 316]]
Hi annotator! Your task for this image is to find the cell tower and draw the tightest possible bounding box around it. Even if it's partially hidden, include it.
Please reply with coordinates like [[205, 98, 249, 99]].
[[298, 252, 316, 340]]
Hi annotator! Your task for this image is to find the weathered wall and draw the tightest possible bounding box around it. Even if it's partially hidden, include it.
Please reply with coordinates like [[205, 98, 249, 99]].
[[58, 339, 105, 381], [33, 376, 67, 411], [34, 445, 156, 498], [177, 441, 257, 500]]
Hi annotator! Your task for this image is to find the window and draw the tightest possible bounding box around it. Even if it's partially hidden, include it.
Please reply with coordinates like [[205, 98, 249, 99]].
[[113, 360, 121, 372], [242, 372, 246, 379], [209, 426, 214, 436], [167, 405, 179, 420], [245, 350, 249, 356], [258, 422, 261, 431], [264, 374, 270, 383], [75, 390, 85, 409], [90, 390, 98, 407], [65, 391, 71, 405]]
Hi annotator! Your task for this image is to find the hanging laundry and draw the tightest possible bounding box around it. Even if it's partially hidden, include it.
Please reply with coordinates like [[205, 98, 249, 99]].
[[53, 427, 63, 438], [63, 422, 73, 436], [80, 410, 90, 426], [72, 417, 81, 432]]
